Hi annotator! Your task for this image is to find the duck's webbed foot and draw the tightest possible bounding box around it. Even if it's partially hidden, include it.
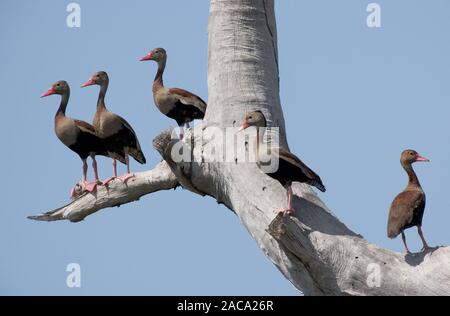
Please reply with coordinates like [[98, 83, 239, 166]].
[[117, 173, 134, 183], [83, 180, 99, 193]]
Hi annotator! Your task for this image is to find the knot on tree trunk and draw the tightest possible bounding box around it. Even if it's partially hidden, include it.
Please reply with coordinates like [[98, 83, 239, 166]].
[[153, 128, 206, 196]]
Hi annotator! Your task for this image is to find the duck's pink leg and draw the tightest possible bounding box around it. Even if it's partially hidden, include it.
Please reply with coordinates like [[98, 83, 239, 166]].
[[117, 148, 134, 182], [402, 231, 411, 254], [276, 185, 294, 216], [104, 159, 118, 185], [418, 226, 431, 251], [84, 155, 101, 192], [71, 159, 89, 199], [92, 155, 100, 183]]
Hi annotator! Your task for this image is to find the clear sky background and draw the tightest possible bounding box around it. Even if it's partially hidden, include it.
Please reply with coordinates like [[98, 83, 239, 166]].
[[1, 0, 450, 295]]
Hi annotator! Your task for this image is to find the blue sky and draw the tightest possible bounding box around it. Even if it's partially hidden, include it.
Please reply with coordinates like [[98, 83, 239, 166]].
[[1, 0, 450, 295]]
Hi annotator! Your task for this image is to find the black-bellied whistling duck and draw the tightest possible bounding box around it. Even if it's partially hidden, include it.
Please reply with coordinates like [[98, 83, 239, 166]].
[[41, 80, 107, 199], [81, 71, 146, 184], [140, 48, 207, 138], [387, 149, 431, 253], [239, 111, 325, 215]]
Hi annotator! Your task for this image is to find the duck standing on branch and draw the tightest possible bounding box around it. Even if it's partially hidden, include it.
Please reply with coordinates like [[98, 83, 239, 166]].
[[140, 48, 207, 139], [387, 149, 431, 253], [81, 71, 146, 184], [41, 80, 106, 199], [239, 111, 326, 215]]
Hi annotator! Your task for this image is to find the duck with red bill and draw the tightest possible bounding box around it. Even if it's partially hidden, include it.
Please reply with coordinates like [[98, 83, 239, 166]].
[[139, 47, 207, 139], [81, 71, 146, 185], [40, 80, 107, 199], [387, 149, 432, 253], [238, 111, 325, 216]]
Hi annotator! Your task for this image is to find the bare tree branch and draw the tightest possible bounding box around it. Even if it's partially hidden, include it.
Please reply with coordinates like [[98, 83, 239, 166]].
[[269, 210, 450, 295], [28, 161, 178, 222]]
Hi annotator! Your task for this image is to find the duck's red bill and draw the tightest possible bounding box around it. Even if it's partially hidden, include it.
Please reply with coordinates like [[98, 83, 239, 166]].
[[140, 53, 153, 61], [238, 121, 250, 132], [416, 155, 430, 162], [41, 87, 56, 97], [81, 78, 95, 87]]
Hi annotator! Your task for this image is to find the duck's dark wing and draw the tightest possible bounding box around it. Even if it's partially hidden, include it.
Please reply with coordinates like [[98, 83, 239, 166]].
[[72, 119, 110, 158], [74, 119, 96, 135], [387, 190, 425, 238], [277, 148, 326, 192], [115, 114, 146, 165], [75, 118, 126, 163], [169, 88, 207, 114]]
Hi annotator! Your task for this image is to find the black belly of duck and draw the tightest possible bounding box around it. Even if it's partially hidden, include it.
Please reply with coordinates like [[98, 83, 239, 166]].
[[264, 158, 325, 192], [167, 102, 205, 126], [68, 132, 107, 160], [103, 127, 135, 151], [265, 158, 308, 187]]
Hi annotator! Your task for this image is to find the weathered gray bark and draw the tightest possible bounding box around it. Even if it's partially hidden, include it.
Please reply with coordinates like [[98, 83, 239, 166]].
[[28, 161, 178, 222], [29, 0, 450, 296]]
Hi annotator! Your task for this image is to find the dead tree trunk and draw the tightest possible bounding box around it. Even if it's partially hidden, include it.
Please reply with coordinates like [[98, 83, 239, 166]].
[[29, 0, 450, 296]]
